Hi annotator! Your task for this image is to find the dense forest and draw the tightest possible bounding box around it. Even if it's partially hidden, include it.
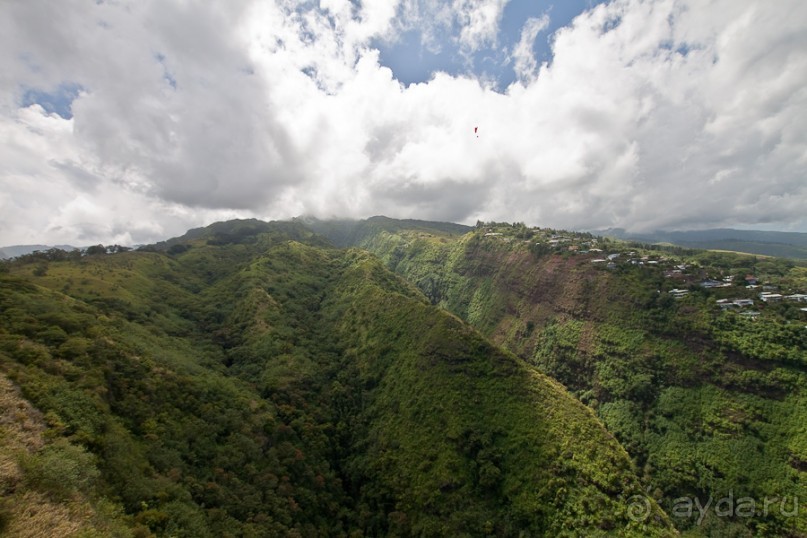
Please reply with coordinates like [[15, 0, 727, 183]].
[[1, 217, 805, 536], [317, 217, 807, 537], [0, 220, 677, 537]]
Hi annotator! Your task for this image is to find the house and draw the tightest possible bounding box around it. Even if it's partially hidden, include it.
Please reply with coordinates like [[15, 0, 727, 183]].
[[744, 275, 758, 285], [607, 253, 620, 261], [785, 294, 807, 303], [740, 311, 761, 320], [716, 299, 737, 310], [700, 279, 723, 289], [732, 299, 755, 307], [669, 289, 689, 299], [759, 293, 783, 303], [591, 258, 607, 264]]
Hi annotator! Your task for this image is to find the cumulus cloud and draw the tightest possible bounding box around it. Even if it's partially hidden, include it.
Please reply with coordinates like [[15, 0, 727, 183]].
[[512, 15, 550, 82], [454, 0, 510, 52], [393, 0, 509, 54], [1, 0, 806, 245]]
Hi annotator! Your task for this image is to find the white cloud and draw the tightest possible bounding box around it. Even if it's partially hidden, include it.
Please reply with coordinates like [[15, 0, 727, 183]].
[[0, 104, 235, 245], [512, 15, 550, 82], [392, 0, 510, 54], [1, 0, 806, 245], [454, 0, 510, 52]]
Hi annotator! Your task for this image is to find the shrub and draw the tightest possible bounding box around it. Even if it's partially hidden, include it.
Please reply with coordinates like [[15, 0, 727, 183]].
[[20, 439, 100, 501]]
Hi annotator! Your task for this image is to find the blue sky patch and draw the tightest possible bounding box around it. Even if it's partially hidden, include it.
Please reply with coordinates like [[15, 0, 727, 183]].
[[155, 53, 177, 89], [21, 82, 84, 119], [375, 29, 466, 85], [375, 0, 605, 90]]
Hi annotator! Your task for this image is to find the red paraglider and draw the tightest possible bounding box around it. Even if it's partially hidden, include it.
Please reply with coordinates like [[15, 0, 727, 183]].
[[474, 126, 478, 138]]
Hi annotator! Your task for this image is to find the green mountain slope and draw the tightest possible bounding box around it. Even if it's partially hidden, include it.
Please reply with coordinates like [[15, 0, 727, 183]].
[[300, 215, 473, 248], [329, 218, 807, 537], [0, 221, 673, 537]]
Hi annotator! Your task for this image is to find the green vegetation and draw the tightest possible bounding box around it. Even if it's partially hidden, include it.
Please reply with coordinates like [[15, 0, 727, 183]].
[[0, 220, 673, 536], [342, 219, 807, 537], [0, 372, 136, 537]]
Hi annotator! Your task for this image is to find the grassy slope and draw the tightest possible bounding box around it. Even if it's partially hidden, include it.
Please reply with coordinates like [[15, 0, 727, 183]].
[[345, 222, 807, 537], [0, 222, 673, 537]]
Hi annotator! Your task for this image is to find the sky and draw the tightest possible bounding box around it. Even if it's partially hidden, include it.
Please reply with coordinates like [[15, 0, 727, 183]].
[[1, 0, 806, 246]]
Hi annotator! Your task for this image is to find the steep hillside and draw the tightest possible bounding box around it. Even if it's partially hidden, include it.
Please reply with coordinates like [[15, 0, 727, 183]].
[[0, 372, 135, 537], [0, 221, 673, 537], [335, 219, 807, 537]]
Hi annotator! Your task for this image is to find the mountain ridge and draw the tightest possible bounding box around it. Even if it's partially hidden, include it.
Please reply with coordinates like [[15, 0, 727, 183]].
[[0, 219, 675, 536], [3, 216, 806, 536], [317, 217, 807, 537], [0, 244, 78, 259]]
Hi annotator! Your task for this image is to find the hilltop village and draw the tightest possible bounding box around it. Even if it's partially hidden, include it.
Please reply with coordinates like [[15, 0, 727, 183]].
[[477, 222, 807, 324]]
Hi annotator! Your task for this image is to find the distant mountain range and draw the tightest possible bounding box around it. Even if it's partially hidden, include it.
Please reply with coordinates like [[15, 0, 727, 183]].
[[596, 228, 807, 259], [5, 225, 807, 261], [0, 244, 77, 259]]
